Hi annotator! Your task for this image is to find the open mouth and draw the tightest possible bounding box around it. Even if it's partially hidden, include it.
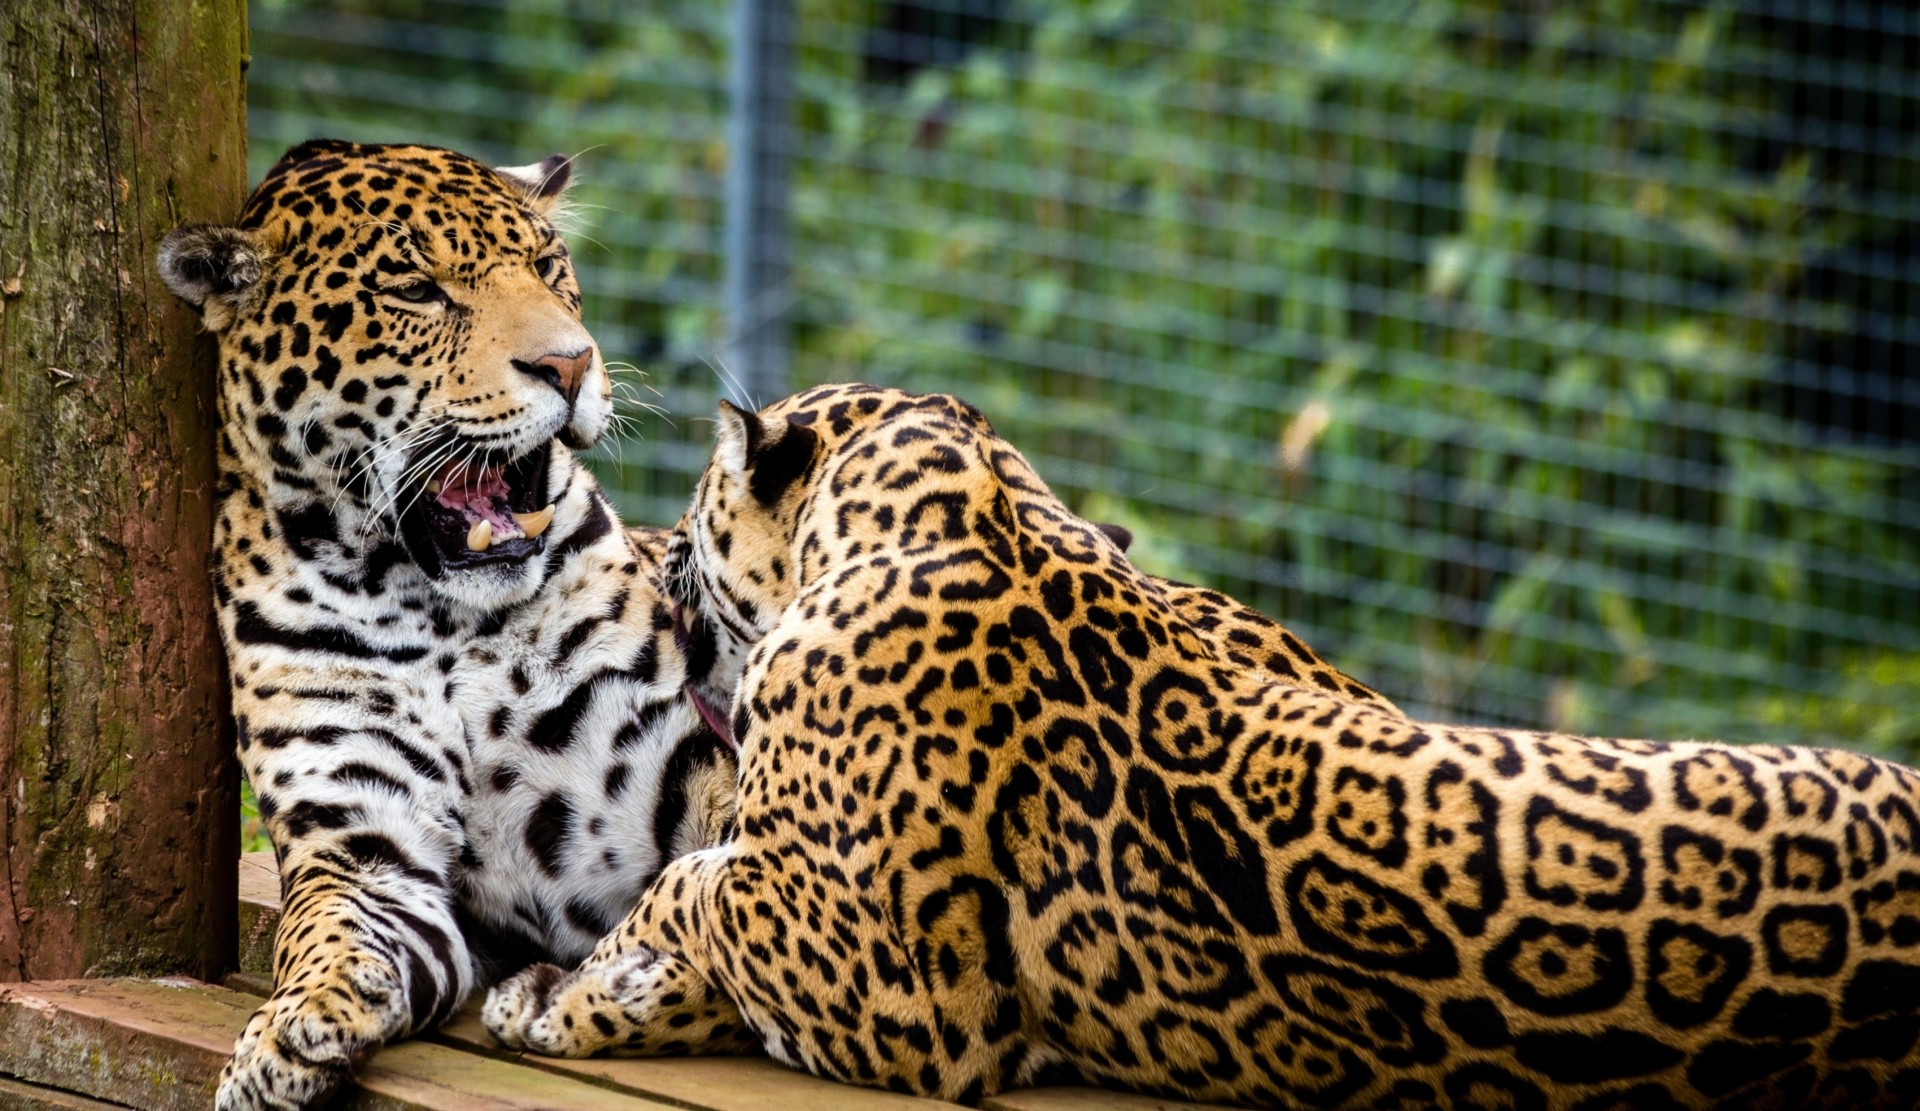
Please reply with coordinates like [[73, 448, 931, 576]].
[[398, 440, 556, 575]]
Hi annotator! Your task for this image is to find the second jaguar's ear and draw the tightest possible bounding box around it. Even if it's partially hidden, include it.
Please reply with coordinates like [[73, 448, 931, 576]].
[[1094, 522, 1134, 553], [494, 154, 573, 218], [714, 399, 768, 479], [715, 400, 819, 504]]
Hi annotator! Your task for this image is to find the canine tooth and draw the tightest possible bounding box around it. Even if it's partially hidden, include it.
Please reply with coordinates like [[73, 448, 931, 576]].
[[468, 519, 494, 552], [512, 505, 555, 539], [428, 480, 442, 495]]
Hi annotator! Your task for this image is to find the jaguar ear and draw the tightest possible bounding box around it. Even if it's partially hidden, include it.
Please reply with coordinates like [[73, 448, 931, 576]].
[[715, 400, 818, 504], [714, 399, 767, 479], [494, 154, 573, 218], [156, 225, 267, 332], [1093, 522, 1134, 553]]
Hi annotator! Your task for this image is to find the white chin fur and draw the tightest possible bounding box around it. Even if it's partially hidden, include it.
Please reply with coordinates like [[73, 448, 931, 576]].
[[430, 557, 547, 612]]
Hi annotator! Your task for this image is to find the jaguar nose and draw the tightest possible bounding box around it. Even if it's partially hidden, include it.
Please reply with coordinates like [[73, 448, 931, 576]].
[[513, 347, 594, 403]]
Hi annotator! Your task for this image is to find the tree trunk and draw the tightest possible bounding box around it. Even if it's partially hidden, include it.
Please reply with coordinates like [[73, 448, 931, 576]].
[[0, 1, 246, 980]]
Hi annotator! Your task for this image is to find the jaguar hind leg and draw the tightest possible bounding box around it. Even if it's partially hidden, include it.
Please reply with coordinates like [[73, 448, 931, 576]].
[[483, 945, 756, 1058]]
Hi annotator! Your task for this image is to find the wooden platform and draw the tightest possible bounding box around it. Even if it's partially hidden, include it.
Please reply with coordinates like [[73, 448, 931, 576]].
[[0, 855, 1223, 1111]]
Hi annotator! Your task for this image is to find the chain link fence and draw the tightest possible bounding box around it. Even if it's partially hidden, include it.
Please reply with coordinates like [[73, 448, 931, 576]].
[[248, 0, 1920, 755]]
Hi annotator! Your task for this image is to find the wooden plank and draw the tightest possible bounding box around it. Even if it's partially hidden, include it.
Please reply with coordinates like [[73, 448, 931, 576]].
[[236, 852, 279, 976], [0, 979, 678, 1111], [0, 1075, 129, 1111], [435, 1011, 963, 1111]]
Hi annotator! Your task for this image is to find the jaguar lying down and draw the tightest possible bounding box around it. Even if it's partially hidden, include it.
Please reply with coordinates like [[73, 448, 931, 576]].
[[488, 384, 1920, 1109]]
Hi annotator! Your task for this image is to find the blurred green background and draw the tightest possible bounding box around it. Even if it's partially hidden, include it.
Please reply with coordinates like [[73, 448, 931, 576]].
[[242, 0, 1920, 806]]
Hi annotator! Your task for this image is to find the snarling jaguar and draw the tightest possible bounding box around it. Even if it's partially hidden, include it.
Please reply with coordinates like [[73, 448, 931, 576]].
[[159, 140, 738, 1110]]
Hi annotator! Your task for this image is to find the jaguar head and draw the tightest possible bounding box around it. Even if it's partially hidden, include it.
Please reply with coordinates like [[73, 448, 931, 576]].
[[159, 140, 611, 608]]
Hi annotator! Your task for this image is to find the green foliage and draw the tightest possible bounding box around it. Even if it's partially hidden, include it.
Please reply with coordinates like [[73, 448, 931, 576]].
[[249, 0, 1920, 754], [240, 779, 271, 854]]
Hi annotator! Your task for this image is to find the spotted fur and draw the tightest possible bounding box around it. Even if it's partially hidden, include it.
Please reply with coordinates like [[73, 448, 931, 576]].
[[159, 141, 734, 1111], [492, 384, 1920, 1109]]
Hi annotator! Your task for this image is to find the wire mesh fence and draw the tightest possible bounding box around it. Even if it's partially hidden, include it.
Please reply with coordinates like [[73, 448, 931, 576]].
[[248, 0, 1920, 755]]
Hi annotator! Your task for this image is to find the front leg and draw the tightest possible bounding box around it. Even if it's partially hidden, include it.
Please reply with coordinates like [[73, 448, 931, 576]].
[[218, 704, 474, 1110], [483, 848, 755, 1058]]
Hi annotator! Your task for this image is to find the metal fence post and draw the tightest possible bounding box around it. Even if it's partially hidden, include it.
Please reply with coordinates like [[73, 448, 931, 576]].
[[723, 0, 794, 408]]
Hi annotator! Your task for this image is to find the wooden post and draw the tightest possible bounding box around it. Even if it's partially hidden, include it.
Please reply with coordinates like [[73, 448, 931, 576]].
[[0, 1, 247, 980]]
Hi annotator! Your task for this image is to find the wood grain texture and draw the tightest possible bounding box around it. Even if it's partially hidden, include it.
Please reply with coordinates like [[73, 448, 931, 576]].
[[0, 0, 246, 980], [0, 1075, 127, 1111], [0, 979, 681, 1111]]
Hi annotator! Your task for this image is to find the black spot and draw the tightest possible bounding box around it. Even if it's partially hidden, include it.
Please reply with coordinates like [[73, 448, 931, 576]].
[[1039, 570, 1075, 620], [563, 898, 614, 937], [311, 345, 341, 387], [1831, 1015, 1920, 1063], [231, 600, 428, 663], [281, 800, 358, 838], [1732, 988, 1832, 1040], [1689, 1039, 1813, 1098], [330, 762, 409, 797], [1439, 997, 1510, 1049], [1513, 1027, 1684, 1085], [1174, 783, 1278, 936], [274, 367, 307, 411], [1841, 958, 1920, 1022], [342, 832, 419, 875], [525, 792, 574, 876], [747, 422, 818, 504], [527, 675, 604, 754]]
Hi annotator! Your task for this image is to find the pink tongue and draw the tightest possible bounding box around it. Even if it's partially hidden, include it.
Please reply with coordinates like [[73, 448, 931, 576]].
[[436, 465, 515, 530]]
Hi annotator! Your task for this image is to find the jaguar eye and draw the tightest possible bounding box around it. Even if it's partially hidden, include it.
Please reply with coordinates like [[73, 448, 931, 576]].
[[389, 280, 444, 304], [534, 254, 560, 280]]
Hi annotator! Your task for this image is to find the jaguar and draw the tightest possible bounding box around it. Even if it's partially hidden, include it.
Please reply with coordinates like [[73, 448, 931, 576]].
[[158, 140, 739, 1110], [487, 384, 1920, 1110]]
